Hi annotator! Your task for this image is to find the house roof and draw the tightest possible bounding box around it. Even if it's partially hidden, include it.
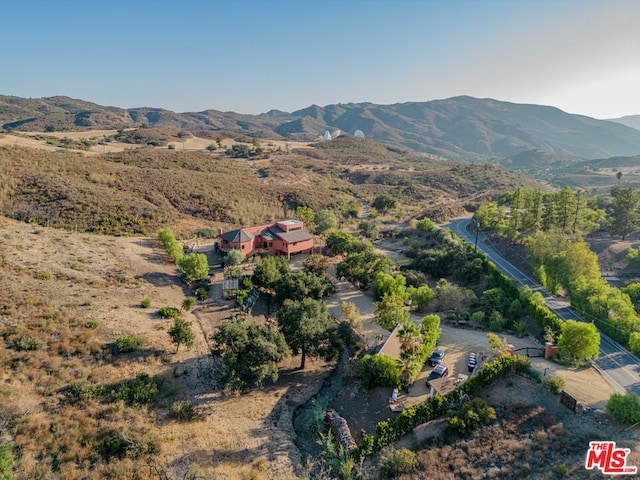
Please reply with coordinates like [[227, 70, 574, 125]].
[[219, 228, 254, 243], [277, 229, 314, 243], [428, 375, 467, 397], [378, 323, 402, 361]]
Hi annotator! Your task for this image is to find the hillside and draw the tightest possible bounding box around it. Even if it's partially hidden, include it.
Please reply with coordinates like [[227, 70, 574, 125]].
[[609, 114, 640, 131], [3, 95, 640, 168], [0, 136, 546, 235]]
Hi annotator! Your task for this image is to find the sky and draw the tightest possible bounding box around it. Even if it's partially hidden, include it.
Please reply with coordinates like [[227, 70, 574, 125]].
[[2, 0, 639, 119]]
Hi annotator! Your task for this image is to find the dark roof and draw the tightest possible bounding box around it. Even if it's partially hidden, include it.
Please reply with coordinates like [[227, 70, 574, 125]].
[[218, 228, 254, 243], [268, 225, 314, 243]]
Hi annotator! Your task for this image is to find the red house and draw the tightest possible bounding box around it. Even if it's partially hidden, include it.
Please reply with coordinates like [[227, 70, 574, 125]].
[[217, 220, 314, 258]]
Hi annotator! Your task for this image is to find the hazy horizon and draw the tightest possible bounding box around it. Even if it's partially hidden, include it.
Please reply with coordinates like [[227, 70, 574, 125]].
[[2, 0, 639, 119]]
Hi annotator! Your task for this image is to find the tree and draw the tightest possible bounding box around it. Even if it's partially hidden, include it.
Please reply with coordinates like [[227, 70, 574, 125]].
[[609, 186, 640, 240], [416, 217, 436, 232], [206, 143, 217, 152], [275, 271, 333, 302], [302, 254, 330, 276], [406, 285, 434, 312], [358, 219, 378, 239], [326, 231, 356, 255], [337, 249, 393, 288], [314, 209, 338, 235], [225, 249, 244, 266], [556, 320, 600, 360], [616, 170, 624, 186], [177, 253, 209, 282], [486, 332, 508, 354], [473, 202, 504, 230], [435, 279, 477, 319], [277, 298, 338, 369], [374, 293, 409, 331], [606, 392, 640, 425], [252, 255, 290, 291], [168, 318, 195, 353], [372, 194, 398, 215], [397, 320, 422, 357], [211, 320, 289, 391], [295, 205, 316, 228], [372, 272, 407, 301], [341, 301, 363, 332]]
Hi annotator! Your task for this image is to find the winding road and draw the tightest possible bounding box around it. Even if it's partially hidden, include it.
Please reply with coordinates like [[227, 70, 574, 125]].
[[446, 217, 640, 396]]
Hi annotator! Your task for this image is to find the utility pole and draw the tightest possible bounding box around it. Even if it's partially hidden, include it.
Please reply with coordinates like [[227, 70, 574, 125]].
[[473, 220, 480, 252]]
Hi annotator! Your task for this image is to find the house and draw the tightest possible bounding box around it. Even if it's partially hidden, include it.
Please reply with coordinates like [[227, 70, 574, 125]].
[[217, 219, 314, 258]]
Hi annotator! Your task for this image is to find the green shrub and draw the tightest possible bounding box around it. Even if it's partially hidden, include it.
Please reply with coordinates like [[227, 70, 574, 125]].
[[236, 289, 249, 306], [555, 463, 569, 477], [468, 311, 486, 328], [99, 430, 158, 461], [381, 448, 419, 477], [35, 271, 52, 280], [66, 381, 107, 402], [0, 443, 14, 480], [543, 376, 565, 394], [446, 398, 496, 436], [14, 334, 43, 351], [169, 400, 203, 422], [195, 287, 209, 301], [158, 306, 181, 319], [513, 319, 528, 337], [606, 392, 640, 425], [140, 298, 152, 308], [84, 320, 100, 329], [111, 373, 163, 406], [114, 334, 146, 354], [358, 354, 402, 389]]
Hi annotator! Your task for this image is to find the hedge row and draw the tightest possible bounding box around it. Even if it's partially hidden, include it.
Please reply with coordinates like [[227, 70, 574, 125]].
[[352, 355, 529, 461], [158, 228, 184, 263], [483, 255, 563, 337]]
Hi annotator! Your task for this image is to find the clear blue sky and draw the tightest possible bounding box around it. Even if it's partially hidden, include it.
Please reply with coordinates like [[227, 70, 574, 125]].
[[2, 0, 638, 118]]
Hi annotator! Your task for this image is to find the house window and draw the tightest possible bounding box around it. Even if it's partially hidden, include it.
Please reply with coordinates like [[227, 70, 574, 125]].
[[241, 245, 245, 250], [269, 242, 273, 247], [293, 242, 297, 246]]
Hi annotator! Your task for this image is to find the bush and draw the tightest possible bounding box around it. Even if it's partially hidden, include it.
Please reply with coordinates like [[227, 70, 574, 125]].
[[446, 398, 496, 436], [13, 334, 43, 351], [381, 448, 420, 477], [195, 287, 209, 301], [140, 298, 152, 308], [114, 334, 146, 354], [158, 306, 181, 319], [169, 400, 204, 422], [84, 320, 100, 329], [543, 376, 565, 394], [358, 354, 402, 389], [111, 373, 163, 406], [606, 392, 640, 425]]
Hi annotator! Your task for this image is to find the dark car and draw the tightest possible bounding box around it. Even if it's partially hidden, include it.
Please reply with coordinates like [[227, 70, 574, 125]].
[[426, 364, 449, 386], [468, 352, 478, 372], [429, 348, 445, 367]]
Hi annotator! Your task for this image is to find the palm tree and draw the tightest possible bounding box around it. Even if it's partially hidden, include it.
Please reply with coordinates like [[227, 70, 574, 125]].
[[398, 321, 422, 357]]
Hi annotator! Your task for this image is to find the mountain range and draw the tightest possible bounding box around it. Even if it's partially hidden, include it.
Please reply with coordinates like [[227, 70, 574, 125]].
[[2, 94, 640, 167]]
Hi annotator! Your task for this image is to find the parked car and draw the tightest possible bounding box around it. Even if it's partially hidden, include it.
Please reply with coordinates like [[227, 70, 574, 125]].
[[426, 364, 449, 386], [468, 352, 478, 372], [429, 348, 445, 366]]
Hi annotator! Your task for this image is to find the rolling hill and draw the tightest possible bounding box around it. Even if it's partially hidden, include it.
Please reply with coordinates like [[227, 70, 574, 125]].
[[3, 95, 640, 169], [609, 114, 640, 131]]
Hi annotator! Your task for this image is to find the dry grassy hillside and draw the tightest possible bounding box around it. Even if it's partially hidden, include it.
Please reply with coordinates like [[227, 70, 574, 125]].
[[0, 216, 335, 479]]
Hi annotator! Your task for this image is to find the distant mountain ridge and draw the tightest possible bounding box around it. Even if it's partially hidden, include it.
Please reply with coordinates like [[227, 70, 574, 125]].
[[608, 114, 640, 131], [2, 94, 640, 164]]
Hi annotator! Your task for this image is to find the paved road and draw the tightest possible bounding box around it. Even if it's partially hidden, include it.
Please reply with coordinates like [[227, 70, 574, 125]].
[[445, 217, 640, 395]]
